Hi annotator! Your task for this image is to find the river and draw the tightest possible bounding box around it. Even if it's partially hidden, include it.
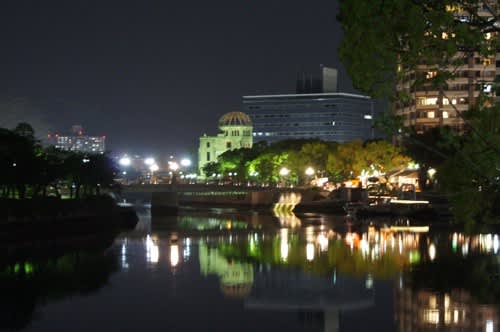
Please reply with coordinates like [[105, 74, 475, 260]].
[[1, 207, 499, 332]]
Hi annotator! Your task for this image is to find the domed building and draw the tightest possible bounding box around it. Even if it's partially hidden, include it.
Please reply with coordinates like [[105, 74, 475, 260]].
[[198, 112, 253, 176]]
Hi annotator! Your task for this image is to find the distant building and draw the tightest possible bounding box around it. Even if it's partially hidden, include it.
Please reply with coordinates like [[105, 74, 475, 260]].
[[198, 112, 253, 176], [243, 65, 380, 144], [243, 92, 377, 144], [49, 125, 106, 154]]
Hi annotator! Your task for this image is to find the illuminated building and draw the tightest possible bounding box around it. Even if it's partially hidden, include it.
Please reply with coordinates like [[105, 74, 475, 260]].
[[395, 2, 499, 133], [198, 112, 253, 176], [243, 66, 379, 143], [50, 125, 106, 154]]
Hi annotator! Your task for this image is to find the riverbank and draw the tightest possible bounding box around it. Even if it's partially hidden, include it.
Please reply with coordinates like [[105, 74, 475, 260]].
[[0, 196, 138, 242]]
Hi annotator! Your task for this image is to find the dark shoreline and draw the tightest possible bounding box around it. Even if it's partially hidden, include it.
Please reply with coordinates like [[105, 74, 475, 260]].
[[0, 196, 138, 244]]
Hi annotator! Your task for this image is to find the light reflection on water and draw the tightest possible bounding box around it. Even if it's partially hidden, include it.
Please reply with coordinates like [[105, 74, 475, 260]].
[[122, 208, 500, 331], [1, 207, 499, 332]]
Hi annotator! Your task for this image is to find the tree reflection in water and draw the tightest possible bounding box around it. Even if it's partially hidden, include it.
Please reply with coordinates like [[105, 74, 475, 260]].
[[0, 240, 118, 330]]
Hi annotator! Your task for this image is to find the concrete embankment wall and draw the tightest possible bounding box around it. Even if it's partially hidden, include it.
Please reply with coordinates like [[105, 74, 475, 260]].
[[177, 191, 280, 207]]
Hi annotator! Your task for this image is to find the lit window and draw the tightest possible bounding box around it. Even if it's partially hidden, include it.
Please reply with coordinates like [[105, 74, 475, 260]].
[[483, 58, 492, 66], [485, 32, 491, 40], [429, 295, 437, 308], [417, 97, 438, 106], [443, 111, 449, 118], [486, 320, 493, 332], [443, 98, 449, 105], [423, 310, 440, 324], [428, 111, 435, 118], [426, 71, 437, 79]]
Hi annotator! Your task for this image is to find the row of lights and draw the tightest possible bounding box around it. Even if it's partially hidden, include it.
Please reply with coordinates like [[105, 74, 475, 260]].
[[119, 155, 192, 173]]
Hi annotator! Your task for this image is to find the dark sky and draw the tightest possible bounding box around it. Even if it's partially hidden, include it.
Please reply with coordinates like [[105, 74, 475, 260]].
[[0, 0, 355, 157]]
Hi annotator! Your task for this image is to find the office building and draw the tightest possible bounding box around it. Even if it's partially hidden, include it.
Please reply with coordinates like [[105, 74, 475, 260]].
[[243, 92, 376, 143], [243, 65, 379, 143]]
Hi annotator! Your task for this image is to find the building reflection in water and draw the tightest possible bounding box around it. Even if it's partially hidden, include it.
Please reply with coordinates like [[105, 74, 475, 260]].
[[396, 286, 499, 331], [199, 242, 254, 298]]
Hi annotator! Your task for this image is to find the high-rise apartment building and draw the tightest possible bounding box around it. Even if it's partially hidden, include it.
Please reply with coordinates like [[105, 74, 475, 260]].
[[395, 2, 499, 133], [49, 125, 106, 154]]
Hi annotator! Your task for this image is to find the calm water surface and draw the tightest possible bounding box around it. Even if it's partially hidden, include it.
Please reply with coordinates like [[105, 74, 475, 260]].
[[1, 208, 499, 332]]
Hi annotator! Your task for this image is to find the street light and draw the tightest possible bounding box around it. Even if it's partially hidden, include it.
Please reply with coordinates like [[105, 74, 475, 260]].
[[119, 156, 131, 167], [144, 157, 155, 166], [180, 158, 191, 167], [305, 167, 315, 176], [279, 167, 290, 187], [279, 167, 290, 176], [169, 161, 179, 171]]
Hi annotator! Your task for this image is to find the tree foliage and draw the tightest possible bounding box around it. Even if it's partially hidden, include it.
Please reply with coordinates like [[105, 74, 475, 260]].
[[207, 138, 410, 186], [338, 0, 499, 98], [338, 0, 500, 223], [0, 123, 116, 199]]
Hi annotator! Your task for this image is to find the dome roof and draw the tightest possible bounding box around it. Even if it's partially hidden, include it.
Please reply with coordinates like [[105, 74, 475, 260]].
[[219, 112, 252, 127]]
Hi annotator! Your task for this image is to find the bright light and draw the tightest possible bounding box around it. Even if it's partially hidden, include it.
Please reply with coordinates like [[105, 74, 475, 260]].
[[144, 157, 155, 166], [486, 320, 493, 332], [145, 235, 159, 264], [306, 243, 315, 261], [280, 228, 289, 261], [317, 233, 329, 252], [428, 168, 437, 178], [279, 167, 290, 176], [119, 156, 131, 166], [149, 164, 159, 172], [170, 244, 179, 267], [429, 243, 436, 261], [169, 161, 179, 171], [180, 158, 191, 167], [305, 167, 315, 176]]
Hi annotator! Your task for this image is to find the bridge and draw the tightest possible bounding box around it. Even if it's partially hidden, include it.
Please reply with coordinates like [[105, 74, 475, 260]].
[[121, 184, 317, 213]]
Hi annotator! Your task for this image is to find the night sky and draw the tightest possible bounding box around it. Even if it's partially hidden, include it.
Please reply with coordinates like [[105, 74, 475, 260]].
[[0, 0, 355, 157]]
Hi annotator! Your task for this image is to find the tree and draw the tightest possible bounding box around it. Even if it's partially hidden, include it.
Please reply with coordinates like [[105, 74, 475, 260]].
[[363, 140, 410, 174], [201, 162, 221, 179], [326, 140, 365, 181], [338, 0, 499, 98], [0, 123, 117, 199], [338, 0, 500, 223]]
